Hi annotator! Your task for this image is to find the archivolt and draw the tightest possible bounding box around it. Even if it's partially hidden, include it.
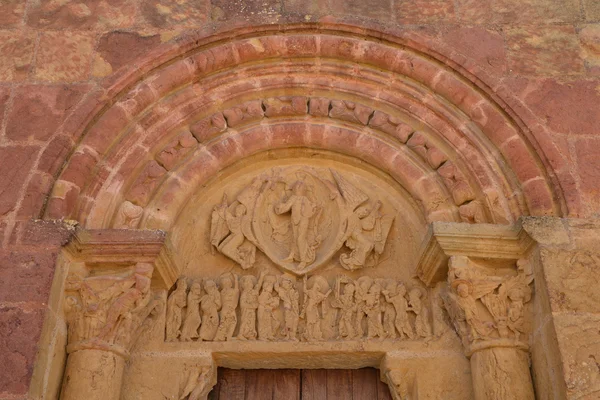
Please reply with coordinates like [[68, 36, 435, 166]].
[[44, 25, 566, 229]]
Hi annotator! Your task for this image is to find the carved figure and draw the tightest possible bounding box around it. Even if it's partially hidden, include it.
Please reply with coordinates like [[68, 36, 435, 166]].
[[447, 281, 493, 342], [97, 263, 153, 343], [301, 275, 331, 341], [408, 288, 432, 339], [214, 273, 240, 341], [199, 280, 221, 341], [211, 195, 256, 269], [383, 282, 414, 340], [275, 178, 322, 270], [166, 278, 188, 341], [381, 279, 397, 339], [180, 281, 202, 342], [275, 274, 300, 341], [353, 276, 373, 338], [257, 275, 280, 341], [114, 200, 143, 229], [236, 273, 264, 340], [364, 282, 385, 339], [431, 286, 450, 337], [180, 365, 216, 400], [331, 276, 357, 339], [340, 200, 393, 271]]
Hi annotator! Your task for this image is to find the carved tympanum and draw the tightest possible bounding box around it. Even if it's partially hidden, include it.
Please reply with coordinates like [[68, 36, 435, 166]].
[[210, 167, 394, 274], [443, 256, 533, 352], [165, 271, 436, 343], [64, 263, 163, 357]]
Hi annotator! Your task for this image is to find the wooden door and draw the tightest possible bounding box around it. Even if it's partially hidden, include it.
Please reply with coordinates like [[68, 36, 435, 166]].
[[209, 368, 392, 400]]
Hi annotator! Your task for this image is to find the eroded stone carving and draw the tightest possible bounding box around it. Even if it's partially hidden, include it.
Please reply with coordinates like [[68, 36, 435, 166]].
[[209, 167, 394, 274], [165, 271, 438, 343], [444, 256, 533, 350], [179, 364, 217, 400], [64, 263, 162, 357], [114, 200, 144, 229]]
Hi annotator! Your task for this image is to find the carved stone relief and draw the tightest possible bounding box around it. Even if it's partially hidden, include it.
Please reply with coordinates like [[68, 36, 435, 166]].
[[443, 256, 534, 353], [209, 167, 394, 274], [165, 271, 438, 343], [64, 262, 163, 357]]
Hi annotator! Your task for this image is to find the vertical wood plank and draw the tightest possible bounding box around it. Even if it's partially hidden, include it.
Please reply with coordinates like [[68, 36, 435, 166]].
[[376, 372, 393, 400], [207, 367, 222, 400], [327, 369, 353, 400], [273, 369, 300, 400], [218, 368, 246, 400], [352, 368, 378, 400], [301, 369, 328, 400], [246, 369, 274, 400]]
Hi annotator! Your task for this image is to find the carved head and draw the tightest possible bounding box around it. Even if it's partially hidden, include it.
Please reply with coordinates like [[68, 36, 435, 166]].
[[240, 275, 256, 289], [220, 273, 233, 289], [507, 287, 524, 302], [291, 180, 306, 195], [262, 276, 276, 291], [190, 282, 202, 294], [204, 280, 218, 293], [397, 283, 407, 296], [234, 204, 246, 217], [409, 288, 423, 302], [356, 205, 370, 218], [344, 283, 355, 296], [280, 275, 296, 289], [456, 283, 470, 297]]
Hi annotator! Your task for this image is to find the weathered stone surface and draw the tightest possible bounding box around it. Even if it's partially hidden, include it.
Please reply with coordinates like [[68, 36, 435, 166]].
[[0, 306, 45, 396], [141, 0, 210, 28], [94, 31, 162, 77], [34, 32, 94, 82], [575, 137, 600, 212], [330, 0, 392, 20], [0, 252, 58, 303], [507, 25, 585, 76], [395, 0, 455, 23], [0, 146, 39, 217], [441, 26, 506, 73], [0, 0, 25, 27], [583, 0, 600, 21], [27, 0, 137, 29], [6, 85, 88, 142], [0, 31, 36, 82]]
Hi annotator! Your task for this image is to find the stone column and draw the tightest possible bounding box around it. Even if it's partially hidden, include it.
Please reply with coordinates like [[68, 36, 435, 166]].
[[58, 229, 180, 400], [416, 222, 536, 400], [60, 262, 162, 400]]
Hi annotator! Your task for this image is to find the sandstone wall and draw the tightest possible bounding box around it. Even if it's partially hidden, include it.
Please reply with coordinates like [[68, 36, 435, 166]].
[[1, 1, 599, 399]]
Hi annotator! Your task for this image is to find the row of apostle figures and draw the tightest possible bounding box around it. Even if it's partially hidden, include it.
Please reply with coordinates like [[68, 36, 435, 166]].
[[166, 272, 446, 342]]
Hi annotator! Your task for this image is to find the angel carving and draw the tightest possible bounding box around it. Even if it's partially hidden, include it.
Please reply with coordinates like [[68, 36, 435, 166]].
[[332, 170, 393, 271], [210, 178, 264, 269]]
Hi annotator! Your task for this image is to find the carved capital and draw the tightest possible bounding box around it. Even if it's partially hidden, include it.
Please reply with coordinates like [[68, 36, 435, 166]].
[[443, 256, 533, 356], [65, 262, 163, 358]]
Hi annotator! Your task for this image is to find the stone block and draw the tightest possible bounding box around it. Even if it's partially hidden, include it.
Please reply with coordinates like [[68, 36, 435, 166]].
[[440, 26, 506, 74], [27, 0, 137, 29], [94, 31, 162, 77], [575, 137, 600, 212], [0, 31, 36, 82], [0, 306, 45, 396], [141, 0, 210, 28], [507, 25, 584, 76], [34, 32, 94, 82], [0, 145, 40, 217], [0, 251, 58, 303], [0, 0, 25, 27], [330, 0, 393, 20], [6, 85, 88, 142], [395, 0, 455, 23]]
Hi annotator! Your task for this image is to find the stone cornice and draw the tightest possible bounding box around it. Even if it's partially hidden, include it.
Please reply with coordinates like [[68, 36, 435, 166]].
[[63, 229, 181, 290], [416, 221, 534, 286]]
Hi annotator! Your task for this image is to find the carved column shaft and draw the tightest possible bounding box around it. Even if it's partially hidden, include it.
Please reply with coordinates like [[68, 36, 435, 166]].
[[470, 347, 534, 400], [61, 350, 126, 400]]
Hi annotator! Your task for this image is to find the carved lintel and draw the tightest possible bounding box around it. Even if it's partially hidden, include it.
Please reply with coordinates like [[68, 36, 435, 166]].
[[416, 221, 534, 287]]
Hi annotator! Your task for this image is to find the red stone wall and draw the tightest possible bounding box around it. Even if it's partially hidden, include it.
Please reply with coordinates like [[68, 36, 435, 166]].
[[0, 1, 599, 398]]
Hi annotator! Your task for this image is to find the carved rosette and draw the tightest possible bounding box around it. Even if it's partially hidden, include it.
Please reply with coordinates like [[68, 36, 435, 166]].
[[64, 262, 163, 359], [443, 255, 534, 356]]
